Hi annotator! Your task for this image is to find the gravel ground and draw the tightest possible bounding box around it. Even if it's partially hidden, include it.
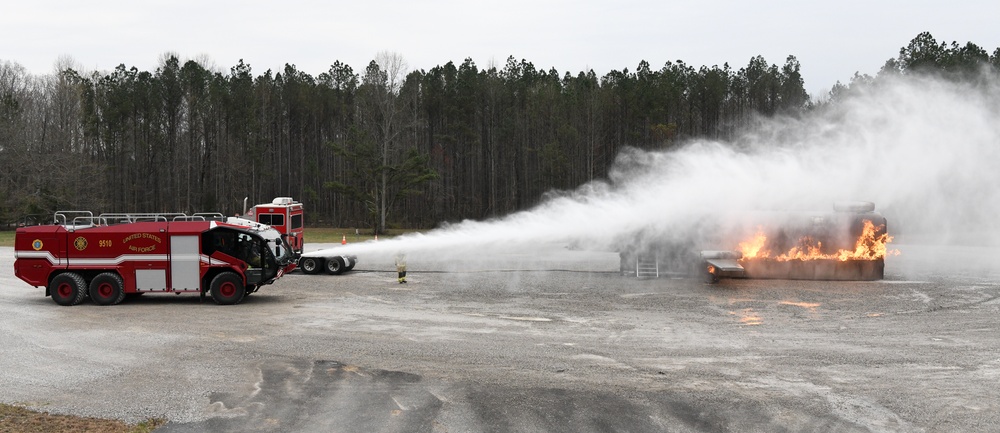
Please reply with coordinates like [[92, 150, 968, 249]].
[[2, 243, 1000, 432]]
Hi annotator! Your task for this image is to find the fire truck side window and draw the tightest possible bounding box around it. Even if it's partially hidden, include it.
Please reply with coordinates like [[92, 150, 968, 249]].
[[203, 230, 233, 256], [291, 214, 302, 229]]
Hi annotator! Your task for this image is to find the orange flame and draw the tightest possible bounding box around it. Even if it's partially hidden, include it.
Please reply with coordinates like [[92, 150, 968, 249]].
[[739, 220, 899, 262], [738, 229, 770, 259]]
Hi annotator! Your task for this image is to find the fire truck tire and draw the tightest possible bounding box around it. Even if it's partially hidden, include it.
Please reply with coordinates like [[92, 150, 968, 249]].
[[210, 272, 246, 305], [89, 272, 126, 306], [324, 257, 346, 275], [299, 257, 322, 275], [50, 273, 87, 306]]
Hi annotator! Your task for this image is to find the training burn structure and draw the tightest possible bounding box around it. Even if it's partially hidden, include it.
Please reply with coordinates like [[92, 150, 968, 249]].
[[13, 211, 298, 306], [620, 202, 896, 282]]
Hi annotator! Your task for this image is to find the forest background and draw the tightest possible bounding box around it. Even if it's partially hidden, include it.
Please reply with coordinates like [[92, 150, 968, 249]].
[[1, 32, 998, 233]]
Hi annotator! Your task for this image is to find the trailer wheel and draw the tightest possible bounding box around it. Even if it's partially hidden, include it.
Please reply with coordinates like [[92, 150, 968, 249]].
[[299, 257, 322, 274], [324, 257, 345, 275], [210, 272, 246, 305], [89, 272, 125, 306], [50, 273, 87, 306]]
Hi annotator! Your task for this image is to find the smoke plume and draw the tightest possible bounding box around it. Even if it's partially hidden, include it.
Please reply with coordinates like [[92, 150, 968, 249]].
[[319, 73, 1000, 264]]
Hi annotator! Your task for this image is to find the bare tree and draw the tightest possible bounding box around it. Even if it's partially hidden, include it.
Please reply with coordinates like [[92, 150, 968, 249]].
[[363, 51, 408, 232]]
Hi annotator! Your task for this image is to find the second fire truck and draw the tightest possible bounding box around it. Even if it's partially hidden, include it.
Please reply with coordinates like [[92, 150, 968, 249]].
[[244, 197, 358, 275]]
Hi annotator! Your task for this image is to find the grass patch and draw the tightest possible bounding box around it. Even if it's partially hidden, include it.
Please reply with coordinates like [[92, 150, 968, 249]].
[[0, 403, 164, 433], [0, 231, 12, 248]]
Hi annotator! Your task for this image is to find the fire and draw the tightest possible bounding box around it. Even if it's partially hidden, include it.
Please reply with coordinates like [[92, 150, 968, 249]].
[[738, 230, 770, 259], [738, 220, 899, 262], [840, 220, 899, 261]]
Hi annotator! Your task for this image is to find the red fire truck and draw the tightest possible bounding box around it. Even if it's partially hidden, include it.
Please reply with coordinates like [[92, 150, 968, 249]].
[[245, 197, 304, 254], [244, 197, 358, 275], [13, 211, 298, 306]]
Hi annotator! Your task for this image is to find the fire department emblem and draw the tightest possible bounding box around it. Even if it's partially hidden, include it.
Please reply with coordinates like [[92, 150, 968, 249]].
[[74, 237, 88, 251], [32, 239, 43, 250]]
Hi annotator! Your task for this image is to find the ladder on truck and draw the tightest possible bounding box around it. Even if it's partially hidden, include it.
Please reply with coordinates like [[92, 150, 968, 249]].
[[634, 254, 659, 278]]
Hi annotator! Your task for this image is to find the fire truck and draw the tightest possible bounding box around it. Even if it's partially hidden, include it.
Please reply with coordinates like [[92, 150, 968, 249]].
[[13, 211, 298, 306], [244, 197, 304, 254], [244, 197, 358, 276]]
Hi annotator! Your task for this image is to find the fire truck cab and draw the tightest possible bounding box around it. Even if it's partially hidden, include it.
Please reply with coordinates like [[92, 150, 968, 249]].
[[13, 212, 298, 306], [246, 197, 304, 254]]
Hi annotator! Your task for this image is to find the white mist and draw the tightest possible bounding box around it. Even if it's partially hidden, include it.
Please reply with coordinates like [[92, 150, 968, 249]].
[[314, 74, 1000, 272]]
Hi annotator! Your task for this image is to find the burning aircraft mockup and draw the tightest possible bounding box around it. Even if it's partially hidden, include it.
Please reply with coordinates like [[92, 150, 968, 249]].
[[620, 202, 898, 282]]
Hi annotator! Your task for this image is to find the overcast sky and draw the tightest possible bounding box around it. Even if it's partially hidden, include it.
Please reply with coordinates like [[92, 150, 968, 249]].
[[4, 0, 999, 98]]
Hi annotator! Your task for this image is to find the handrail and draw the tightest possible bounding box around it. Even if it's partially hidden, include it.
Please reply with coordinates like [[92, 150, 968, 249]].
[[54, 211, 93, 226], [47, 210, 228, 227]]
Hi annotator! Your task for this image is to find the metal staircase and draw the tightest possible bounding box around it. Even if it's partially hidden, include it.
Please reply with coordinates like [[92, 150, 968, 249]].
[[634, 254, 659, 278]]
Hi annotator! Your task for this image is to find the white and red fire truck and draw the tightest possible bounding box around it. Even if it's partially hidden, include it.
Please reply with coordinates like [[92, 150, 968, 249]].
[[244, 197, 304, 254], [13, 211, 298, 306], [244, 197, 358, 275]]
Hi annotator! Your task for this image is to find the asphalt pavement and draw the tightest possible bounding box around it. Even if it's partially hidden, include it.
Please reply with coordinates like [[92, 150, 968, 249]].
[[2, 243, 1000, 432]]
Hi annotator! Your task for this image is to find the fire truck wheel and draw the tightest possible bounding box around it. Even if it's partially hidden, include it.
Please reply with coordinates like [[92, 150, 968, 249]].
[[299, 257, 322, 274], [89, 272, 126, 306], [324, 257, 345, 275], [50, 273, 87, 306], [210, 272, 246, 305]]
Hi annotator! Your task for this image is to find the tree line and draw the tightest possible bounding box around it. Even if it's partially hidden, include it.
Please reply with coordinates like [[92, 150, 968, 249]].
[[0, 32, 997, 232]]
